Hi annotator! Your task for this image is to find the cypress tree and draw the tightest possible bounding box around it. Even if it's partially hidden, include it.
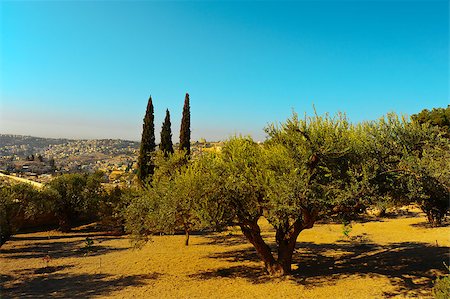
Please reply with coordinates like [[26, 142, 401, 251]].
[[160, 109, 174, 156], [137, 96, 156, 184], [179, 93, 191, 156]]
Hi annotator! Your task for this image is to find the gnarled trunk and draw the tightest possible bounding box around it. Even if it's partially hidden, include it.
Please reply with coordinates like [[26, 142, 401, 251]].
[[239, 209, 318, 276], [239, 221, 278, 275], [239, 220, 295, 276], [240, 223, 293, 276]]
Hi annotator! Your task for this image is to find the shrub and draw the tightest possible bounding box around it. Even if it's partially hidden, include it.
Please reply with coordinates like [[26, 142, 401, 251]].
[[0, 181, 44, 246], [45, 171, 105, 232], [433, 273, 450, 299], [0, 183, 20, 246], [98, 185, 132, 233]]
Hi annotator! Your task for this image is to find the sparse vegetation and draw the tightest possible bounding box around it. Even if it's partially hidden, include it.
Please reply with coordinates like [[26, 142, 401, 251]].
[[433, 264, 450, 299], [1, 206, 448, 298]]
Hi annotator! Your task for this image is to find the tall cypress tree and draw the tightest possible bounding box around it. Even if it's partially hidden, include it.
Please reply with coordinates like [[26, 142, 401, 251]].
[[137, 96, 156, 184], [179, 92, 191, 156], [160, 109, 174, 156]]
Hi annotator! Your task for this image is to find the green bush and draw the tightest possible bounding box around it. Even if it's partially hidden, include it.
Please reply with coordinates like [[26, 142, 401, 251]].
[[433, 274, 450, 299], [44, 171, 105, 232], [98, 185, 132, 233], [0, 181, 44, 246], [0, 183, 20, 246]]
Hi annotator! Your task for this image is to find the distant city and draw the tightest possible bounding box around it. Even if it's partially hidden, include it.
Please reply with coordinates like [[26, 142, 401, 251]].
[[0, 134, 222, 185]]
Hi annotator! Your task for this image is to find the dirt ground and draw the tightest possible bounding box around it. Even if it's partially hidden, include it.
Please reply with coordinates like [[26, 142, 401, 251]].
[[1, 207, 449, 298]]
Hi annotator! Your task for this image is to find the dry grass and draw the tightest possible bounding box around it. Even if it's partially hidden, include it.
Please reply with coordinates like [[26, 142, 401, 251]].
[[1, 207, 449, 298]]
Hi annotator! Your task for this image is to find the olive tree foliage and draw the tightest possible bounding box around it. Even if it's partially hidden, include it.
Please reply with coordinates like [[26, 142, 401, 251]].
[[194, 112, 447, 275], [97, 185, 131, 233], [125, 112, 370, 275], [0, 181, 46, 246], [125, 150, 209, 246], [411, 106, 449, 137], [124, 111, 449, 275], [44, 171, 106, 232], [406, 146, 450, 226], [361, 114, 450, 225], [200, 113, 372, 276]]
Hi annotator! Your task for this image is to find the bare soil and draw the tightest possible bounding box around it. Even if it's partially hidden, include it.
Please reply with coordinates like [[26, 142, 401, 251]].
[[1, 207, 449, 298]]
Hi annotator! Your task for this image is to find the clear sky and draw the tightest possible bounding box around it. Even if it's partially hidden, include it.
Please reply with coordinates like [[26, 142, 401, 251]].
[[0, 0, 448, 142]]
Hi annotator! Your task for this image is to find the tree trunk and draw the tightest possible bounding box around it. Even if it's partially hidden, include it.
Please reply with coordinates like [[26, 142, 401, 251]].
[[58, 219, 71, 232], [58, 212, 71, 232], [274, 210, 318, 275], [266, 262, 285, 276], [239, 222, 286, 276], [276, 238, 297, 274], [185, 229, 190, 246], [239, 210, 317, 277]]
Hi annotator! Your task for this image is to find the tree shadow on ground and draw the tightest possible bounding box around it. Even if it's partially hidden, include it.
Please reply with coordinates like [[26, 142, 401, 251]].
[[293, 241, 448, 297], [192, 240, 449, 297], [200, 233, 250, 247], [12, 264, 75, 275], [1, 238, 128, 259], [319, 209, 423, 225], [410, 220, 450, 229], [0, 274, 14, 293], [9, 233, 118, 242], [381, 209, 422, 219], [190, 265, 273, 283], [2, 271, 161, 299]]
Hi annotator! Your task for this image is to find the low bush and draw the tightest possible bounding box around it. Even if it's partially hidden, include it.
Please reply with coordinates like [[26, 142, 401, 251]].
[[433, 273, 450, 299]]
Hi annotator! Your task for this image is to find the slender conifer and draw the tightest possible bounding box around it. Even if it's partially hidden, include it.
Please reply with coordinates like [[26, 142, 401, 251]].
[[160, 109, 174, 156], [137, 96, 156, 183], [179, 93, 191, 156]]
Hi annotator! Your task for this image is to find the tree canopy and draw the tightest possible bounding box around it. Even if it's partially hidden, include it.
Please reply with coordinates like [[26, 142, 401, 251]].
[[411, 106, 449, 137], [44, 171, 105, 232], [125, 110, 449, 276]]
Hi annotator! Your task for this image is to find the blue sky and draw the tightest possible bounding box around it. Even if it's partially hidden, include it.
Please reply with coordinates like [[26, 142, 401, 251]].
[[0, 0, 448, 141]]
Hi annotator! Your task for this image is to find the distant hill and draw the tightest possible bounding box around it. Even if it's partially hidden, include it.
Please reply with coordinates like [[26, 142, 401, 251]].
[[0, 134, 140, 157], [0, 134, 70, 148]]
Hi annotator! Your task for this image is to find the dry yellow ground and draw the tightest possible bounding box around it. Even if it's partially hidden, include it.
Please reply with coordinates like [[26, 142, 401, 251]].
[[1, 207, 449, 299], [0, 173, 43, 188]]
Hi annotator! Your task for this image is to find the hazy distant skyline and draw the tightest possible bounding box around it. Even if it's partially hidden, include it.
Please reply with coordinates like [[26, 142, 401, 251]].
[[1, 1, 448, 142]]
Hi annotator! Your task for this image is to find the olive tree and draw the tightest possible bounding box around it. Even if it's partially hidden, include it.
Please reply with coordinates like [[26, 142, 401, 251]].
[[199, 113, 370, 276], [361, 114, 450, 225], [0, 181, 45, 246], [125, 150, 207, 246], [189, 112, 448, 275], [125, 111, 449, 276], [45, 171, 105, 232]]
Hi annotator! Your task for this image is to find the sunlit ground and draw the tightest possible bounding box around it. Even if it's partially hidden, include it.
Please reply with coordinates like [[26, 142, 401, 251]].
[[1, 206, 449, 298]]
